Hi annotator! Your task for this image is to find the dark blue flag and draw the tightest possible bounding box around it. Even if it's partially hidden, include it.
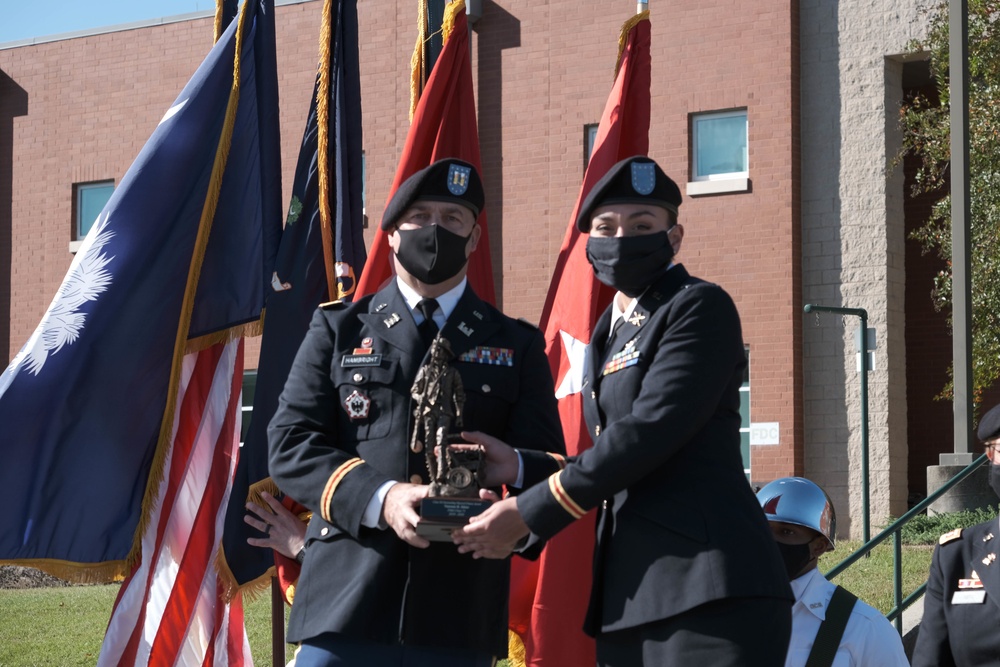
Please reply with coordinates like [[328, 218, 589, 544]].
[[220, 0, 364, 589], [0, 0, 281, 581]]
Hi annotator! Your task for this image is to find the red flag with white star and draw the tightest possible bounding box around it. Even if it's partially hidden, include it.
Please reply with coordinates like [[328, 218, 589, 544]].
[[510, 12, 651, 666], [354, 0, 495, 303]]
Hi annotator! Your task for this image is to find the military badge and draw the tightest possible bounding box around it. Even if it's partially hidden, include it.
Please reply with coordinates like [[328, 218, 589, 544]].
[[631, 162, 656, 195], [344, 390, 371, 420], [628, 312, 646, 327], [384, 313, 402, 328], [362, 337, 374, 348], [447, 164, 472, 195], [458, 322, 475, 337], [458, 346, 514, 366], [603, 348, 640, 376]]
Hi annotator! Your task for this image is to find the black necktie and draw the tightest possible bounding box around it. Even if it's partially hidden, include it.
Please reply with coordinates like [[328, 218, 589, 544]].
[[416, 298, 440, 349]]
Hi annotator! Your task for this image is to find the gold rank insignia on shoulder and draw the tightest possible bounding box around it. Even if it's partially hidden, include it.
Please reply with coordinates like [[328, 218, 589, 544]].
[[940, 528, 963, 545]]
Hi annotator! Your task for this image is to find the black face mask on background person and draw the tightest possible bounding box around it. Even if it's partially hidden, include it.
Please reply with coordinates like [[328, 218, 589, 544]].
[[585, 230, 674, 298], [775, 540, 814, 580], [394, 224, 473, 285]]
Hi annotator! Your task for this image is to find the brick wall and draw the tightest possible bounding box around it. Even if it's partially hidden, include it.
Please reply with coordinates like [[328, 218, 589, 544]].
[[1, 0, 799, 491]]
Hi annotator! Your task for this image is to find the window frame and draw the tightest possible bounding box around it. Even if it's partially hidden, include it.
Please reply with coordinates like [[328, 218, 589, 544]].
[[687, 109, 750, 196], [71, 180, 115, 252]]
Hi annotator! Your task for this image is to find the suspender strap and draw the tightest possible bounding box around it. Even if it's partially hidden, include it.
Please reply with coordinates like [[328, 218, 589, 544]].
[[804, 585, 859, 667]]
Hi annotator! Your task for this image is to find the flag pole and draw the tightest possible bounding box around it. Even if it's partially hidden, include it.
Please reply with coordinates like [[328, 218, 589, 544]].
[[637, 1, 647, 13]]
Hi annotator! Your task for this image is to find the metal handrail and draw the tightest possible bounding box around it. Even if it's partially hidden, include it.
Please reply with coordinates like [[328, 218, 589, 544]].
[[824, 452, 988, 631]]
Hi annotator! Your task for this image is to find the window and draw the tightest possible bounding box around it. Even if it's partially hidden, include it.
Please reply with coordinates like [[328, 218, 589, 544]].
[[584, 123, 599, 172], [740, 347, 751, 480], [74, 181, 115, 240], [688, 110, 749, 196]]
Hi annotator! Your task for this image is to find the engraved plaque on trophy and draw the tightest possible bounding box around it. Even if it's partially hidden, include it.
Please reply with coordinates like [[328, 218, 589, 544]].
[[410, 337, 490, 541]]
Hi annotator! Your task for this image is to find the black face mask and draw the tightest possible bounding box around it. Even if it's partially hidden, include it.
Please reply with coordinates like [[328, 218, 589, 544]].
[[585, 230, 674, 298], [989, 463, 1000, 500], [394, 224, 473, 285], [775, 541, 813, 580]]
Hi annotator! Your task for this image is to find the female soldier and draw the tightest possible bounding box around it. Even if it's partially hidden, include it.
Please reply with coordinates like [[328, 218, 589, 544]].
[[454, 156, 793, 666]]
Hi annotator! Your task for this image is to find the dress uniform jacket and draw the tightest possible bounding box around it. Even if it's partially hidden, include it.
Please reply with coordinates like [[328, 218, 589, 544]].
[[268, 281, 565, 657], [517, 264, 791, 636], [912, 518, 1000, 667]]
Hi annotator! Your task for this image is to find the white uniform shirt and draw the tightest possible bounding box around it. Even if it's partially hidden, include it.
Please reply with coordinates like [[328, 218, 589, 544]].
[[785, 567, 909, 667]]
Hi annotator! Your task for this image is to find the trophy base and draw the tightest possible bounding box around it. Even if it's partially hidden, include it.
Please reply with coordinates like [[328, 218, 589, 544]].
[[416, 496, 491, 542]]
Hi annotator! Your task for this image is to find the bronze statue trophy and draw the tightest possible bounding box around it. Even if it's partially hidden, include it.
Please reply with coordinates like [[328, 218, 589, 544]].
[[410, 336, 491, 541]]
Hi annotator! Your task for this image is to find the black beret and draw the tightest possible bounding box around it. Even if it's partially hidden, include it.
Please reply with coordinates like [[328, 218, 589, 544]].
[[380, 158, 485, 230], [576, 156, 682, 232], [978, 403, 1000, 441]]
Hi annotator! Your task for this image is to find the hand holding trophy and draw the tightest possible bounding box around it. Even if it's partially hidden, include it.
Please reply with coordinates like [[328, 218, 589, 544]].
[[410, 337, 491, 541]]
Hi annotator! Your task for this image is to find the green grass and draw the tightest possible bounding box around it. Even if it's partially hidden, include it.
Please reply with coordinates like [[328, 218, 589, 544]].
[[0, 583, 508, 666], [0, 539, 938, 666], [821, 540, 935, 615], [0, 585, 119, 666]]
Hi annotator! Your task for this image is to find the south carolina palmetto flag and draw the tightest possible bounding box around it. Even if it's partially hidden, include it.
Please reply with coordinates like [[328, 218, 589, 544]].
[[509, 12, 652, 667], [0, 1, 282, 664], [354, 0, 495, 303]]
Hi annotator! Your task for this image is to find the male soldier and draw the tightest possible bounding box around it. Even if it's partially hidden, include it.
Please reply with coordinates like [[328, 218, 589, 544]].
[[912, 402, 1000, 667], [757, 477, 908, 667], [268, 158, 566, 667]]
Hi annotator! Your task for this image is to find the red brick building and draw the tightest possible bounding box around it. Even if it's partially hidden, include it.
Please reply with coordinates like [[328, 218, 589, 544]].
[[2, 0, 957, 536]]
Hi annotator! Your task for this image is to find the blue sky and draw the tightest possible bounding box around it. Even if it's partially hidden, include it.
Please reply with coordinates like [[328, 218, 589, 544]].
[[1, 0, 214, 44]]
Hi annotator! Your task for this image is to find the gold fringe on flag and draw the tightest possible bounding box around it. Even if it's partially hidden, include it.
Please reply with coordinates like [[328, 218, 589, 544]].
[[246, 476, 282, 509], [409, 0, 466, 120], [217, 547, 275, 603], [507, 629, 527, 667], [441, 0, 464, 46], [409, 0, 430, 121], [315, 0, 339, 302], [128, 0, 252, 575], [615, 10, 649, 79], [214, 0, 227, 43], [185, 317, 264, 355], [4, 558, 126, 586]]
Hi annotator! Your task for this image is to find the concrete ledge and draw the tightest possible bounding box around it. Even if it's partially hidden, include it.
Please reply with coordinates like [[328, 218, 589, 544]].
[[927, 463, 994, 515]]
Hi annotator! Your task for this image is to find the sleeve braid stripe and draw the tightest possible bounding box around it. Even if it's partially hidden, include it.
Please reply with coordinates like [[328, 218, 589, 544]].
[[321, 458, 364, 523], [546, 452, 567, 469], [548, 471, 586, 520]]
